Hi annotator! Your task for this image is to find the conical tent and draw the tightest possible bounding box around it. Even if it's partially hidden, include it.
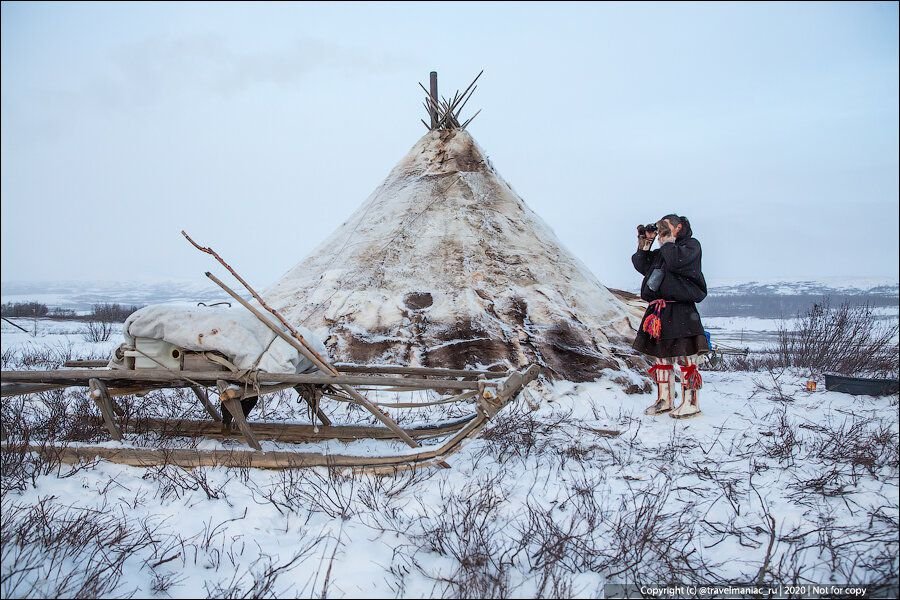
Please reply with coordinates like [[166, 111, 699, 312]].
[[264, 125, 647, 384]]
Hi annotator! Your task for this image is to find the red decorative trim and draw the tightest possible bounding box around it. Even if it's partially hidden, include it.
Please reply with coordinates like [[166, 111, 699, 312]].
[[648, 363, 674, 382]]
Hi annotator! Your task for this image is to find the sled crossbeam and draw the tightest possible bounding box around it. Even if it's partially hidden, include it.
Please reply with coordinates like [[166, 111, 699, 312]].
[[1, 369, 488, 391], [64, 360, 508, 380]]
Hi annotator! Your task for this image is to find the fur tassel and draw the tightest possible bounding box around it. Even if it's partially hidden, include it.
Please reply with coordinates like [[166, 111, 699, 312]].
[[643, 314, 662, 339], [642, 299, 668, 339], [681, 364, 703, 389]]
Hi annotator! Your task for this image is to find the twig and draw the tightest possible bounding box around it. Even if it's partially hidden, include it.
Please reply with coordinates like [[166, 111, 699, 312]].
[[181, 230, 332, 370]]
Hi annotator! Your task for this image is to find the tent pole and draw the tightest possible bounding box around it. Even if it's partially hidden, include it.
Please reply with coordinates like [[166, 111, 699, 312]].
[[429, 71, 438, 129]]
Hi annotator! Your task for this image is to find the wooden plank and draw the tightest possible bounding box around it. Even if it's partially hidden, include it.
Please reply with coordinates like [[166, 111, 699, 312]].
[[63, 362, 506, 379], [134, 414, 476, 442], [1, 383, 68, 397], [108, 385, 167, 397], [191, 385, 221, 422], [15, 444, 445, 469], [220, 394, 262, 451], [89, 378, 122, 441], [63, 360, 108, 368], [15, 411, 491, 469], [333, 364, 506, 379], [374, 390, 476, 409], [0, 369, 483, 391]]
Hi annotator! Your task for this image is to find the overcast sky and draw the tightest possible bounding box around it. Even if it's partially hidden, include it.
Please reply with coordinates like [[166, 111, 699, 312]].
[[2, 1, 898, 291]]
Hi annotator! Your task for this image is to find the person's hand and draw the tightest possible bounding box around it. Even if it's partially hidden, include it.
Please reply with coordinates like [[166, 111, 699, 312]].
[[637, 226, 656, 250], [656, 218, 680, 245]]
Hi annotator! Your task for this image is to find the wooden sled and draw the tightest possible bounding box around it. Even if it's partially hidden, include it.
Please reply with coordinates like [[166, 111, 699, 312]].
[[1, 235, 541, 470], [1, 364, 540, 471]]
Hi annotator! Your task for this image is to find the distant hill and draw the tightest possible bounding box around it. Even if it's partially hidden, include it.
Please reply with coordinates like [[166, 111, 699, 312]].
[[700, 278, 898, 318], [0, 280, 229, 312], [705, 278, 898, 297], [2, 277, 897, 319]]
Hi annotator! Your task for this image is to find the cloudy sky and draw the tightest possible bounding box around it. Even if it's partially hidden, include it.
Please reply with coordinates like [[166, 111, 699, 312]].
[[2, 1, 897, 290]]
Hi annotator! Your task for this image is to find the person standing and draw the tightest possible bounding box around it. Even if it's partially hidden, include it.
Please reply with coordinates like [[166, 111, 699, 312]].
[[632, 214, 709, 418]]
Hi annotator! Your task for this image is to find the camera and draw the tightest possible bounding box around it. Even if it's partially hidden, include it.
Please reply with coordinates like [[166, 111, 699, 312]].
[[637, 223, 658, 235]]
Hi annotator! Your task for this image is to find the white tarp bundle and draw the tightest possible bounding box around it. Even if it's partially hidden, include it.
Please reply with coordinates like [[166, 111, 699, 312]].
[[109, 303, 327, 374]]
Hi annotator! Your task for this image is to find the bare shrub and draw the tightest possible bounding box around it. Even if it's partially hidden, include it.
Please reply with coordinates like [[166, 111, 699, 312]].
[[89, 303, 141, 323], [0, 394, 101, 495], [1, 497, 156, 598], [248, 467, 356, 520], [480, 401, 550, 462], [401, 470, 521, 599], [150, 569, 186, 595], [516, 473, 607, 587], [3, 341, 109, 370], [127, 387, 207, 423], [750, 367, 796, 404], [774, 299, 898, 377], [143, 464, 231, 501], [8, 341, 76, 370], [203, 546, 328, 599], [357, 468, 434, 514], [774, 498, 899, 587], [83, 317, 115, 343], [1, 301, 48, 318], [712, 352, 778, 372], [717, 299, 898, 375], [1, 347, 16, 369], [804, 414, 899, 477], [759, 406, 802, 465], [598, 477, 720, 584], [64, 395, 107, 442], [79, 303, 135, 342]]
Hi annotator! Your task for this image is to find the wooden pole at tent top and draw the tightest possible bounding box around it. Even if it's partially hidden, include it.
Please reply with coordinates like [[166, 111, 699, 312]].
[[429, 71, 438, 129]]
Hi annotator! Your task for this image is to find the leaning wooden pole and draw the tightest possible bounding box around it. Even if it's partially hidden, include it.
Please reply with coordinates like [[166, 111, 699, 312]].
[[204, 271, 424, 450], [2, 317, 28, 333], [182, 231, 332, 370], [180, 231, 455, 463]]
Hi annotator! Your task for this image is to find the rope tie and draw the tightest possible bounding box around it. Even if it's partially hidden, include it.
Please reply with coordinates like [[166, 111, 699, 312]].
[[680, 364, 703, 389], [642, 299, 672, 339], [203, 352, 262, 404]]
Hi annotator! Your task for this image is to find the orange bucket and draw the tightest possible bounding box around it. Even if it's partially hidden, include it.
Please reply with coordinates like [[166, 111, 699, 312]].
[[806, 380, 817, 392]]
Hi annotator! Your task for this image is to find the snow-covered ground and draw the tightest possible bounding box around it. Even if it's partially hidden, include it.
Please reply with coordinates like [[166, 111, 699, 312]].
[[703, 316, 787, 351], [1, 317, 898, 598]]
